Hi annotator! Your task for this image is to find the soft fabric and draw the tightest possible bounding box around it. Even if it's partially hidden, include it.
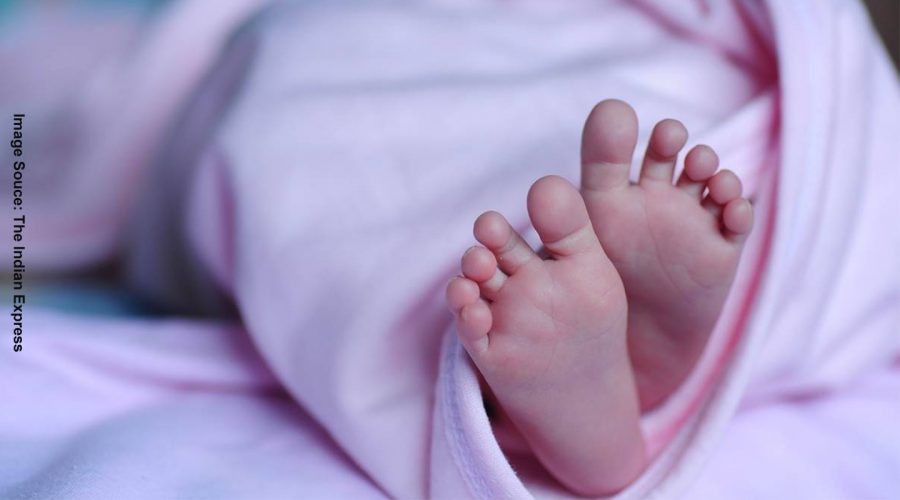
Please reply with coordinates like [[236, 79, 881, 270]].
[[0, 310, 384, 499], [2, 0, 898, 498], [0, 0, 266, 270]]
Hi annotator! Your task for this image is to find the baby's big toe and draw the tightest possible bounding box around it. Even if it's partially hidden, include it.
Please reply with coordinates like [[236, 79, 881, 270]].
[[581, 99, 639, 192], [527, 175, 601, 258]]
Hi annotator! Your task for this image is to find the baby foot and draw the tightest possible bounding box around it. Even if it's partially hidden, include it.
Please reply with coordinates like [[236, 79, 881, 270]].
[[446, 176, 644, 495], [580, 100, 754, 410]]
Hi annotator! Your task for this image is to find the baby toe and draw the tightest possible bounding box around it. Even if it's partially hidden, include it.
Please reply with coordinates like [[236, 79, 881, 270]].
[[527, 175, 600, 258], [702, 169, 742, 218], [461, 246, 498, 282], [581, 99, 639, 192], [723, 198, 754, 243], [458, 298, 492, 355], [461, 245, 506, 300], [707, 169, 742, 204], [446, 277, 480, 313], [639, 118, 688, 185], [474, 211, 538, 275], [677, 145, 719, 199]]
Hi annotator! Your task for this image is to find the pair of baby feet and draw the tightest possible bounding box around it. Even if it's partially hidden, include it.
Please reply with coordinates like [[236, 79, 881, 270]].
[[445, 100, 753, 495]]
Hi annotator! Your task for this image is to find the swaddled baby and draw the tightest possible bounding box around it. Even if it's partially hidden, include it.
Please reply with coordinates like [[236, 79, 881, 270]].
[[445, 99, 753, 495]]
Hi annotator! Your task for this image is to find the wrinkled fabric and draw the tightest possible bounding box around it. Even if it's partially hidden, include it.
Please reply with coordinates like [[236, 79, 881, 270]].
[[2, 0, 898, 498]]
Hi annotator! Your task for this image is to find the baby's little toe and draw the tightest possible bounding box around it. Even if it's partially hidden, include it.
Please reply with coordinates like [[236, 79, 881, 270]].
[[723, 198, 754, 243]]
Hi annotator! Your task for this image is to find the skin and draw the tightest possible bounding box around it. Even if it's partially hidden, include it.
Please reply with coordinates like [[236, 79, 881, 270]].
[[580, 99, 753, 410], [448, 176, 645, 495], [445, 100, 753, 495]]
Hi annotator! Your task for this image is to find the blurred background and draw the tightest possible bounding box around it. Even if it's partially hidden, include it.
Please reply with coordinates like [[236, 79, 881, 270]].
[[0, 0, 896, 317], [864, 0, 899, 67]]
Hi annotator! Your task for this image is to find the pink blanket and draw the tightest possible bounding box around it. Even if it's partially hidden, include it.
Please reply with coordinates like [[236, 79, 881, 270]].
[[3, 0, 898, 498]]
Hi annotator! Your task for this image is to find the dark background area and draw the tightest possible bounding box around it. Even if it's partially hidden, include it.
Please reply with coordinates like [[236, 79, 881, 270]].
[[864, 0, 899, 69]]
